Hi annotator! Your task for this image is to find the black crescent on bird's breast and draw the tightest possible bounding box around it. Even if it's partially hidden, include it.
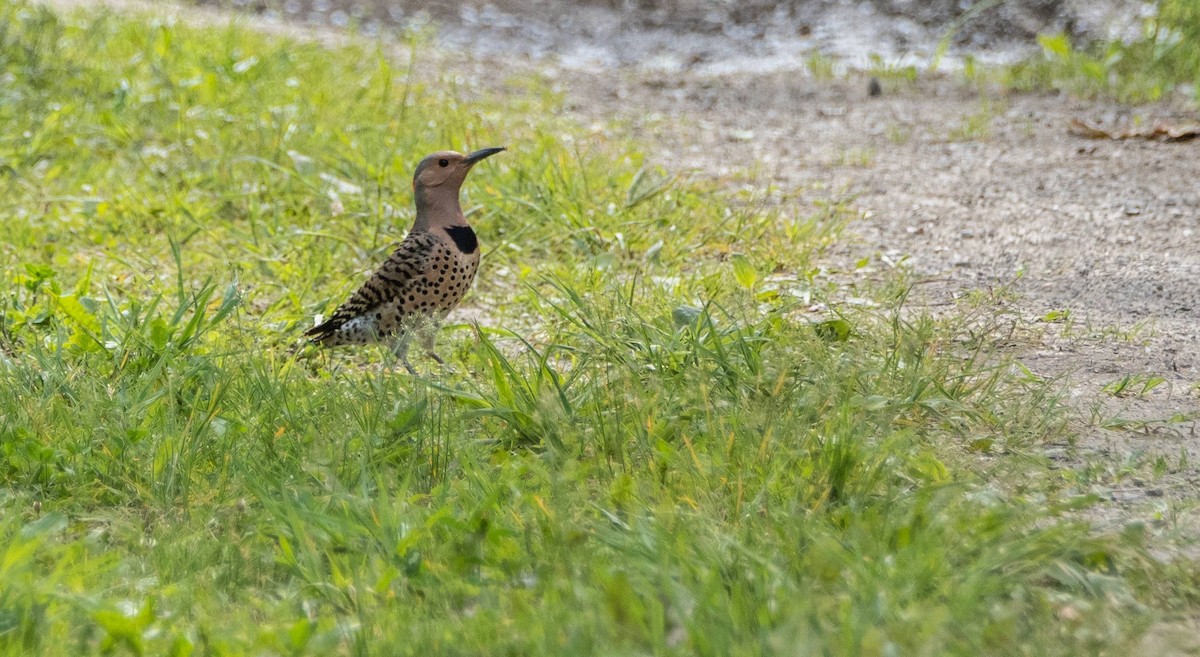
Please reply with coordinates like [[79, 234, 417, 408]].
[[443, 225, 479, 253]]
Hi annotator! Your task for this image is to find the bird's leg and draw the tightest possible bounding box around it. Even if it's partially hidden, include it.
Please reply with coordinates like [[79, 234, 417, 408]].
[[420, 328, 444, 366], [390, 333, 417, 375]]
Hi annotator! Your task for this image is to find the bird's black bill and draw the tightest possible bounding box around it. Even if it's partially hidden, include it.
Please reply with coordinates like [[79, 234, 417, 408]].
[[464, 146, 506, 165]]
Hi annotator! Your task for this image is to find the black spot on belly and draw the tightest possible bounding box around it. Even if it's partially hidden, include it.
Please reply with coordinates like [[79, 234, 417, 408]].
[[443, 225, 478, 253]]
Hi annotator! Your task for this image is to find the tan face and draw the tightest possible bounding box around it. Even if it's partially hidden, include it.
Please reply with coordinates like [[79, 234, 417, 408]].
[[413, 151, 469, 190], [412, 147, 505, 190]]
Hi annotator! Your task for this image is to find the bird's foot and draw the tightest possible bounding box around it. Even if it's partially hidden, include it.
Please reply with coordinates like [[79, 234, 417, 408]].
[[427, 352, 457, 375], [389, 351, 447, 376]]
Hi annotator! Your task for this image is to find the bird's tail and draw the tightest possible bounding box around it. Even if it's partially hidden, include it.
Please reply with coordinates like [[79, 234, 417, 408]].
[[303, 316, 342, 344]]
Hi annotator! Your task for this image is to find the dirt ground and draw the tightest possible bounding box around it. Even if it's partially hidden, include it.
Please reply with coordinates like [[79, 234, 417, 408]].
[[194, 0, 1147, 70], [52, 0, 1200, 550]]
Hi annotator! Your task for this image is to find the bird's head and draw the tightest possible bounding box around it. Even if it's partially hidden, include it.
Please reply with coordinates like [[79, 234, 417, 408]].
[[412, 147, 505, 192]]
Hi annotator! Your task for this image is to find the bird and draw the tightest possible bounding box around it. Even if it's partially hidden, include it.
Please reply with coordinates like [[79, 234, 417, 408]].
[[305, 146, 505, 373]]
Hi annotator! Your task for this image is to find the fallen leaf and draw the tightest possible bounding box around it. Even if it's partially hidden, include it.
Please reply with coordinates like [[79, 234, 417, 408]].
[[1069, 118, 1200, 142]]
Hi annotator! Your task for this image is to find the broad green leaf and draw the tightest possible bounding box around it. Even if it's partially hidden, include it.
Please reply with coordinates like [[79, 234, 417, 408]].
[[55, 294, 103, 350], [814, 319, 853, 342], [93, 608, 146, 656], [54, 295, 101, 334], [731, 254, 757, 290], [1038, 32, 1071, 59], [288, 619, 314, 650], [149, 317, 172, 351], [969, 438, 995, 453], [24, 263, 55, 280], [671, 305, 702, 329]]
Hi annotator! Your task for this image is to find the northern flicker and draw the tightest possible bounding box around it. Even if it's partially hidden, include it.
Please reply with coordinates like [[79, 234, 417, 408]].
[[305, 147, 505, 373]]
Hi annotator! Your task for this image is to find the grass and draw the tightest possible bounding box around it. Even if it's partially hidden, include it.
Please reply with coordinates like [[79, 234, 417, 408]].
[[1006, 0, 1200, 102], [946, 99, 999, 142], [0, 1, 1195, 655], [1103, 374, 1168, 400]]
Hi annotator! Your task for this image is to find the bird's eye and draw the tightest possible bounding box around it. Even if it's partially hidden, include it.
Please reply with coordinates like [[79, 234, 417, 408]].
[[438, 159, 449, 167]]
